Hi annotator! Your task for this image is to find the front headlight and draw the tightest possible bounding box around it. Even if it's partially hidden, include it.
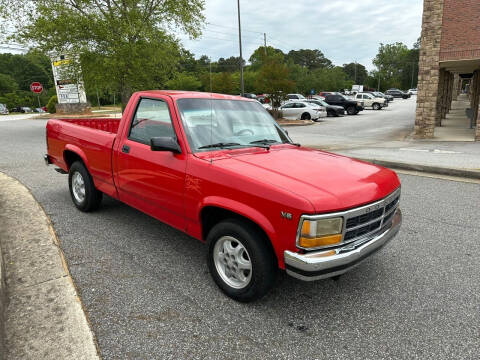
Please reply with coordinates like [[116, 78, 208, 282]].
[[298, 217, 343, 248]]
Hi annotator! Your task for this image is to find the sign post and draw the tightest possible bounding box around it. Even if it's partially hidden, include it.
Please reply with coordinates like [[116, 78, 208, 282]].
[[30, 82, 43, 108]]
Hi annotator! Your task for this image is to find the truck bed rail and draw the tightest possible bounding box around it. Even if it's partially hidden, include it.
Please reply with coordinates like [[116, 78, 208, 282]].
[[57, 118, 121, 134]]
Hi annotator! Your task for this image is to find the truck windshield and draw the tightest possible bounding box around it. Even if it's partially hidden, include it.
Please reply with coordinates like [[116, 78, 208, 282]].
[[176, 98, 291, 152]]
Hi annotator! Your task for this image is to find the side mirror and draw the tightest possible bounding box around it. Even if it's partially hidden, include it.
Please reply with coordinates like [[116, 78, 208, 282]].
[[150, 137, 181, 153], [283, 129, 289, 135]]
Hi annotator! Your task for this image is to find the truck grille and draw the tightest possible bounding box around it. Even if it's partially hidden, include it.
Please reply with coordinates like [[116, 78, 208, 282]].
[[343, 191, 400, 243], [298, 187, 401, 251]]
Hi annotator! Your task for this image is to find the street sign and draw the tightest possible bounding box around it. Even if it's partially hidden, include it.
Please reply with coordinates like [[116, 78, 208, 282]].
[[310, 89, 315, 95], [30, 82, 43, 93]]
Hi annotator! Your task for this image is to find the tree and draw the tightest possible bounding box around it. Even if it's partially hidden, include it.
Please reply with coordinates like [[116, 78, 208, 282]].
[[248, 46, 284, 71], [215, 57, 244, 73], [286, 49, 332, 70], [0, 52, 52, 91], [166, 73, 201, 91], [0, 73, 18, 94], [342, 63, 368, 85], [256, 57, 295, 111], [0, 0, 205, 106], [373, 42, 419, 90]]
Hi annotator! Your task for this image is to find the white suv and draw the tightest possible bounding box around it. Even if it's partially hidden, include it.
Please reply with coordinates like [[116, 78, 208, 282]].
[[354, 93, 387, 110], [279, 101, 326, 121]]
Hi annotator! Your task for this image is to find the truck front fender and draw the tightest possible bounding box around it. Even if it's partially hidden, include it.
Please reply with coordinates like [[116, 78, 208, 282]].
[[199, 196, 278, 245]]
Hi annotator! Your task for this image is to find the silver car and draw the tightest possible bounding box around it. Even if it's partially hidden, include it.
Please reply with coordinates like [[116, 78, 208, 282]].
[[0, 103, 9, 115]]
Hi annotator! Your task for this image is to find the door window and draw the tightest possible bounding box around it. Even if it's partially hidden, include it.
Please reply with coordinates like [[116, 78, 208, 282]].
[[129, 98, 175, 144]]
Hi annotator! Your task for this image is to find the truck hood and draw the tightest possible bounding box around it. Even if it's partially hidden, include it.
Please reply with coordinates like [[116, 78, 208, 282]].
[[211, 146, 400, 213]]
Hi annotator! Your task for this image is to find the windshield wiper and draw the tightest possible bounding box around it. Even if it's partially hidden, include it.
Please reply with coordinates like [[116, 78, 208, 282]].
[[251, 138, 301, 147], [199, 142, 271, 151], [198, 142, 241, 149], [249, 139, 279, 144]]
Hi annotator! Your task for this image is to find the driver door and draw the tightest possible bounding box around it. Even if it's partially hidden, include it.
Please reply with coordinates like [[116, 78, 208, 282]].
[[115, 96, 187, 230]]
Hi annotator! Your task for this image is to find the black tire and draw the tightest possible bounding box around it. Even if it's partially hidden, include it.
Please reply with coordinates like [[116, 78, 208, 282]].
[[327, 110, 334, 117], [206, 219, 277, 302], [346, 106, 356, 115], [68, 161, 103, 212], [300, 112, 311, 120], [372, 103, 381, 110]]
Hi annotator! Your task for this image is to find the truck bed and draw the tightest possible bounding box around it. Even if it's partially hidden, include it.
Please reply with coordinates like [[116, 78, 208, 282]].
[[58, 118, 121, 134], [46, 117, 120, 198]]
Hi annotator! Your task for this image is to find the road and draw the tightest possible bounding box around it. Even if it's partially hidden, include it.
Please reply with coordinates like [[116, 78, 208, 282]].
[[0, 117, 479, 360], [0, 113, 45, 122], [287, 97, 416, 149]]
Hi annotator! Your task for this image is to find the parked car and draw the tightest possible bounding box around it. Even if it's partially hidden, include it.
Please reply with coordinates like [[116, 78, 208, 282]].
[[34, 107, 46, 113], [10, 106, 34, 113], [408, 88, 418, 95], [280, 101, 326, 121], [0, 103, 8, 115], [45, 90, 402, 302], [354, 93, 387, 110], [371, 91, 394, 103], [318, 92, 333, 97], [385, 89, 411, 99], [242, 93, 257, 100], [300, 99, 345, 117], [324, 93, 364, 115], [256, 94, 269, 104], [286, 93, 306, 100]]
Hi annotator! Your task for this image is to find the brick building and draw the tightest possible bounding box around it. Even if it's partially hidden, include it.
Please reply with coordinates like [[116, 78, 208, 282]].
[[415, 0, 480, 141]]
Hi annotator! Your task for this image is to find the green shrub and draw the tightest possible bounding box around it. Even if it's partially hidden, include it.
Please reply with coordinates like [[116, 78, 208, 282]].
[[46, 95, 58, 113]]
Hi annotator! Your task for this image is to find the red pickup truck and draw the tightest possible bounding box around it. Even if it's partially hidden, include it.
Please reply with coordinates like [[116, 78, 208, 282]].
[[45, 90, 402, 302]]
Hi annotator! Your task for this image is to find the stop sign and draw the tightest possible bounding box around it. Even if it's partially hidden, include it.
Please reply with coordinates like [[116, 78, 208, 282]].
[[30, 82, 43, 93]]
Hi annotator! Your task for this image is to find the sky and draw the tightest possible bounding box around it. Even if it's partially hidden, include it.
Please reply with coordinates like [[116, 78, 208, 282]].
[[179, 0, 424, 70]]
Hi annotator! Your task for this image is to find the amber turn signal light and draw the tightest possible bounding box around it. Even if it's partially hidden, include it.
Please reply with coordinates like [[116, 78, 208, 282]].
[[298, 234, 342, 248]]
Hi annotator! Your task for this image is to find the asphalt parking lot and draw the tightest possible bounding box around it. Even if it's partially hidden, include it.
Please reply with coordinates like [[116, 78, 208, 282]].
[[0, 116, 479, 359], [287, 97, 416, 148]]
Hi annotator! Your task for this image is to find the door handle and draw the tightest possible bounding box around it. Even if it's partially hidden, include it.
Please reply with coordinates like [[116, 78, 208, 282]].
[[122, 145, 130, 154]]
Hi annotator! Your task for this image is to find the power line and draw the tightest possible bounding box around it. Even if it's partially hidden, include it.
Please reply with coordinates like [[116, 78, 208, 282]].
[[206, 22, 263, 35]]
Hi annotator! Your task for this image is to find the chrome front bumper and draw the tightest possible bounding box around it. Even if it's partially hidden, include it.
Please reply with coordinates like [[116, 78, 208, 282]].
[[284, 209, 402, 281]]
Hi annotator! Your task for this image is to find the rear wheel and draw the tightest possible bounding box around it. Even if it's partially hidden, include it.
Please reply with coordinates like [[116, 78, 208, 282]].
[[68, 161, 103, 212], [207, 219, 277, 302], [301, 112, 311, 120], [346, 106, 357, 115]]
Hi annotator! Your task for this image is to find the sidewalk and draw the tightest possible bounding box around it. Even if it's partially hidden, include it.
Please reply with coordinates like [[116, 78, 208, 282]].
[[311, 139, 480, 178], [0, 173, 99, 360]]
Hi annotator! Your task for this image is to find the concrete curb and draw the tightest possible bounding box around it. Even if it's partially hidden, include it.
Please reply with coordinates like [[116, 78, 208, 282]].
[[356, 157, 480, 179], [0, 172, 100, 359], [0, 233, 5, 360], [277, 120, 315, 127]]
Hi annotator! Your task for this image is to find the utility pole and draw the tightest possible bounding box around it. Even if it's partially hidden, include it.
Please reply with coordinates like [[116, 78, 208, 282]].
[[237, 0, 244, 96], [96, 85, 101, 109], [264, 33, 267, 57], [209, 59, 212, 92], [354, 61, 357, 84], [377, 73, 381, 91]]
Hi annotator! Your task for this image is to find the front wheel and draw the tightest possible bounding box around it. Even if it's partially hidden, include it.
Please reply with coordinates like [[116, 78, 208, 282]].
[[372, 103, 381, 110], [68, 161, 103, 212], [207, 219, 277, 302], [346, 106, 357, 115]]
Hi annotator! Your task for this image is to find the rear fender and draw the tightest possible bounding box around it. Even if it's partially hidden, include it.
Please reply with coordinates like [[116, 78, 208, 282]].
[[64, 144, 89, 171]]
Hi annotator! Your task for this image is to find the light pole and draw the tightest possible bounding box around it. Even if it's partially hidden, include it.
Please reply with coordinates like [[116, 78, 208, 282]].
[[237, 0, 244, 96]]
